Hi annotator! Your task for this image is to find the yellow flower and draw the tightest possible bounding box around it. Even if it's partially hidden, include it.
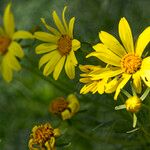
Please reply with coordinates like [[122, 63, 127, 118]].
[[50, 94, 79, 120], [34, 7, 81, 80], [28, 123, 60, 150], [0, 3, 33, 82], [79, 65, 108, 94], [87, 17, 150, 100]]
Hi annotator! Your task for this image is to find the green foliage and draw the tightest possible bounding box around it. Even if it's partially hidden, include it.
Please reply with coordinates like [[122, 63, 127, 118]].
[[0, 0, 150, 150]]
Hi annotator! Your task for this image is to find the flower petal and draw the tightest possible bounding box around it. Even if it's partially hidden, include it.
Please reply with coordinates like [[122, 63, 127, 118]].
[[69, 50, 78, 65], [43, 51, 61, 76], [62, 6, 68, 32], [34, 31, 59, 43], [3, 3, 15, 37], [35, 43, 57, 54], [99, 31, 126, 57], [140, 70, 150, 87], [119, 17, 134, 53], [141, 56, 150, 70], [8, 41, 24, 58], [12, 30, 33, 40], [41, 18, 61, 36], [53, 55, 66, 80], [132, 71, 142, 94], [135, 27, 150, 57], [65, 55, 75, 79], [52, 10, 66, 34], [114, 74, 131, 100], [1, 56, 13, 82], [72, 39, 81, 51], [69, 17, 75, 38], [90, 43, 121, 66]]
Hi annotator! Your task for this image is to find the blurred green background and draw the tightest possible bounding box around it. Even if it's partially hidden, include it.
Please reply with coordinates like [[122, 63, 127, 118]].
[[0, 0, 150, 150]]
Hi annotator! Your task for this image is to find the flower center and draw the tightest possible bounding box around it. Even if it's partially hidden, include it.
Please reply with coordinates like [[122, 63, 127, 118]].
[[57, 35, 72, 55], [33, 123, 54, 145], [0, 36, 11, 55], [121, 54, 142, 74], [125, 96, 142, 113], [50, 97, 68, 114]]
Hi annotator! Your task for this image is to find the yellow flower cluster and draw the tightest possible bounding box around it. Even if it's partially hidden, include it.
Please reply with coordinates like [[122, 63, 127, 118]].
[[1, 2, 150, 147]]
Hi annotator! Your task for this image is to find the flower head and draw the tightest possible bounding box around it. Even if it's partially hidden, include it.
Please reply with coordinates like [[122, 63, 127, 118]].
[[87, 17, 150, 100], [28, 123, 60, 150], [125, 96, 142, 113], [0, 3, 33, 82], [34, 7, 81, 80], [50, 94, 79, 120]]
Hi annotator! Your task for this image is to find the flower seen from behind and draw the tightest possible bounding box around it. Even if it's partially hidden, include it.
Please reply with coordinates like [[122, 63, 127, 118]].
[[0, 3, 33, 82], [87, 17, 150, 100], [34, 7, 81, 80]]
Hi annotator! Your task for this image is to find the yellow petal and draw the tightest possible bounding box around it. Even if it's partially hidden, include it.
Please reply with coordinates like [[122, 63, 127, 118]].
[[135, 27, 150, 57], [53, 55, 66, 80], [34, 31, 59, 43], [65, 55, 75, 79], [61, 109, 71, 120], [119, 17, 134, 53], [91, 43, 121, 66], [69, 50, 78, 65], [114, 74, 131, 100], [62, 6, 68, 32], [140, 70, 150, 87], [72, 39, 81, 51], [52, 10, 66, 34], [141, 57, 150, 70], [105, 77, 120, 93], [1, 56, 13, 82], [53, 128, 61, 137], [45, 137, 55, 150], [39, 51, 57, 69], [35, 43, 57, 54], [69, 17, 75, 38], [3, 3, 15, 37], [67, 94, 80, 113], [12, 30, 33, 40], [41, 18, 61, 36], [92, 69, 123, 80], [132, 71, 142, 94], [6, 53, 21, 71], [43, 51, 61, 76], [99, 31, 126, 57], [97, 79, 106, 94], [8, 41, 24, 58]]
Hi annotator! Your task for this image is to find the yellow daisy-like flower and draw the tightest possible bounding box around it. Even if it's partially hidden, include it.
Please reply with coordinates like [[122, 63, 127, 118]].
[[28, 123, 61, 150], [87, 17, 150, 100], [79, 65, 108, 94], [49, 94, 80, 120], [34, 7, 81, 80], [0, 3, 33, 82]]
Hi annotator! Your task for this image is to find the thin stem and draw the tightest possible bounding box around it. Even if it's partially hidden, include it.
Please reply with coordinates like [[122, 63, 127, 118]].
[[140, 88, 150, 101], [121, 89, 131, 98]]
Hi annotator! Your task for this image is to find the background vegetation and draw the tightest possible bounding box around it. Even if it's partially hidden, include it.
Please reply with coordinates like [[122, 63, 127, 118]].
[[0, 0, 150, 150]]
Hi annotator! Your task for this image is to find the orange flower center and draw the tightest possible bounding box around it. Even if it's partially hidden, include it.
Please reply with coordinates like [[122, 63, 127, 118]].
[[33, 123, 54, 145], [50, 97, 68, 114], [121, 54, 142, 74], [0, 36, 11, 55], [57, 35, 72, 55]]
